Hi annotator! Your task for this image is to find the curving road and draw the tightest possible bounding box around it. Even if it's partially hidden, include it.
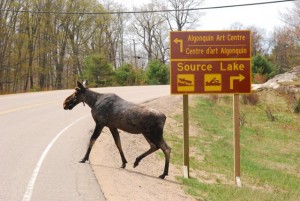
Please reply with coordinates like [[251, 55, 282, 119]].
[[0, 85, 170, 201]]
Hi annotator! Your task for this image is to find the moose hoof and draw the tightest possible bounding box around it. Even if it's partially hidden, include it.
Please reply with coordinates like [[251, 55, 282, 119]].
[[133, 160, 139, 168], [79, 159, 87, 163], [121, 163, 126, 169], [158, 174, 166, 179]]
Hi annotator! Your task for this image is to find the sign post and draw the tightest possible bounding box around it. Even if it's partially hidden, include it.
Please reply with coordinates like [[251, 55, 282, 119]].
[[170, 30, 251, 185], [183, 94, 189, 178], [233, 94, 241, 186]]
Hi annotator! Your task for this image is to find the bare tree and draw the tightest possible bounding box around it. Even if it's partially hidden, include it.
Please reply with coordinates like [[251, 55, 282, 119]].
[[1, 0, 181, 93], [0, 0, 24, 93], [273, 1, 300, 72], [163, 0, 204, 31], [271, 26, 300, 73], [281, 0, 300, 40], [101, 0, 130, 69], [230, 23, 267, 55], [152, 22, 170, 63], [133, 2, 166, 62]]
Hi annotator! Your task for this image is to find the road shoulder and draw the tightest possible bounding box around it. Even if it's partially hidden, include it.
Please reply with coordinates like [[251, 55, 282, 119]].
[[90, 95, 195, 201]]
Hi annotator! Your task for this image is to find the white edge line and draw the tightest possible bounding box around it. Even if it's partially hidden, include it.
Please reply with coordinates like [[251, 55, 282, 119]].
[[22, 114, 89, 201]]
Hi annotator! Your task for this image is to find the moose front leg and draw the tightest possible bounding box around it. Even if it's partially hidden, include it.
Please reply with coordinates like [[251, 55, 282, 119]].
[[109, 127, 128, 168], [79, 124, 103, 163]]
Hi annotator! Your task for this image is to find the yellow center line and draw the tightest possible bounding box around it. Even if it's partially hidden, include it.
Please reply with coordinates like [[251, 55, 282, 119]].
[[0, 101, 57, 116]]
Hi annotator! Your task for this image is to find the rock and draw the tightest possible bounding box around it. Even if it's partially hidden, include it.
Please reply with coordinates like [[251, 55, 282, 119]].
[[252, 66, 300, 92]]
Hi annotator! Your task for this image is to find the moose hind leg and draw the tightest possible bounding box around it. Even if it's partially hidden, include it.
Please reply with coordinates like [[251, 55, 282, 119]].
[[109, 127, 128, 168], [79, 124, 103, 163], [158, 139, 171, 179], [134, 135, 159, 168]]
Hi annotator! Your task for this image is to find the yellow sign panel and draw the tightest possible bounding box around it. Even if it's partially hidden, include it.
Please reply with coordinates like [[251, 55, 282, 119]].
[[177, 74, 195, 92], [204, 74, 222, 92]]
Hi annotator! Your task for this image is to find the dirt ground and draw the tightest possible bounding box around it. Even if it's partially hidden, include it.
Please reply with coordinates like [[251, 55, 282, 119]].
[[90, 95, 195, 201]]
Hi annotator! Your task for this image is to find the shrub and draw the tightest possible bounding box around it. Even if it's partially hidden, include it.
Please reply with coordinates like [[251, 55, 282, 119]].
[[208, 95, 219, 103], [252, 54, 274, 77], [278, 90, 298, 113], [81, 54, 113, 87], [253, 73, 267, 84], [114, 64, 136, 86], [242, 93, 259, 105], [145, 60, 169, 85], [294, 97, 300, 113], [265, 106, 276, 121]]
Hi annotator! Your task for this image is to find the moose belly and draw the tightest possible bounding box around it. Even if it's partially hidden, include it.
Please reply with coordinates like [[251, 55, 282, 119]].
[[107, 120, 143, 134], [107, 105, 164, 134]]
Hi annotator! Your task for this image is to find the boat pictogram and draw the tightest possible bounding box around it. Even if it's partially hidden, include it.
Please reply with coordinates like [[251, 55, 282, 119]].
[[178, 78, 193, 86]]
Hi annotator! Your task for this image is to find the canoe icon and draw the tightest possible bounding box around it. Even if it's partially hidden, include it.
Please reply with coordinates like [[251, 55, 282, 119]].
[[178, 78, 193, 86]]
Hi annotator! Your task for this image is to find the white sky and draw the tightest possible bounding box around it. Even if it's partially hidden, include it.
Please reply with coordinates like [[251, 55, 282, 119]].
[[113, 0, 294, 34]]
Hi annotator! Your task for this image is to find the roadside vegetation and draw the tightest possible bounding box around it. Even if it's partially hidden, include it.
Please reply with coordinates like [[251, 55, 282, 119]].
[[80, 57, 169, 87], [1, 0, 300, 94], [164, 91, 300, 201]]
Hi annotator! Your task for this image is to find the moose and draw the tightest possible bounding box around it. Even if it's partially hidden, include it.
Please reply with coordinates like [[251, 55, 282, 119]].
[[63, 81, 171, 179]]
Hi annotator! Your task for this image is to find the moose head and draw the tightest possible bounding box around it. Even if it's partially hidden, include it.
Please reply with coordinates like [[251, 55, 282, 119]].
[[63, 81, 87, 110]]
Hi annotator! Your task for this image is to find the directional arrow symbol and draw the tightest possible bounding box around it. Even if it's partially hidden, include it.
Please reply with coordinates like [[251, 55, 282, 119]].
[[174, 38, 183, 53], [230, 74, 245, 90]]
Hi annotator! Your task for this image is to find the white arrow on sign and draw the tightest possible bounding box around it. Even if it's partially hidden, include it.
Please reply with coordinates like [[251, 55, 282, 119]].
[[230, 74, 245, 90], [174, 38, 183, 53]]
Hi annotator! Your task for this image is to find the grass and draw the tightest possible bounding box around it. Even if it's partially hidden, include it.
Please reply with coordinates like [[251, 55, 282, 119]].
[[164, 91, 300, 201]]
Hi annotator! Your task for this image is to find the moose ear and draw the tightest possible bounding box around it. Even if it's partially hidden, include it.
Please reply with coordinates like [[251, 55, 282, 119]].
[[76, 81, 85, 91], [83, 80, 88, 87], [75, 87, 80, 92]]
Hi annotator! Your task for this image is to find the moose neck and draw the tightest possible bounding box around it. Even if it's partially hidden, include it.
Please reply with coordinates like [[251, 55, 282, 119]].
[[82, 89, 101, 109]]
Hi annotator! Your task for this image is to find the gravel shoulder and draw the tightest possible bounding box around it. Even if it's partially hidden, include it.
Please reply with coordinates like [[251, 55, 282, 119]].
[[90, 95, 195, 201]]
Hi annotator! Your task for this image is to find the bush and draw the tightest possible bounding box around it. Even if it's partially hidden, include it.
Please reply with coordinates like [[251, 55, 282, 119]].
[[252, 54, 274, 83], [81, 54, 113, 87], [265, 106, 276, 121], [294, 97, 300, 113], [278, 90, 299, 113], [114, 64, 136, 86], [253, 73, 267, 84], [242, 93, 260, 105], [208, 95, 219, 103], [145, 60, 169, 85]]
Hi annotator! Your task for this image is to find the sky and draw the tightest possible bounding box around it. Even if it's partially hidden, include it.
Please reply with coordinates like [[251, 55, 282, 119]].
[[113, 0, 295, 34]]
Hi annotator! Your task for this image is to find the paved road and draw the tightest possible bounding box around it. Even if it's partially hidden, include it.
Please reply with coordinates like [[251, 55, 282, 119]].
[[0, 85, 170, 201]]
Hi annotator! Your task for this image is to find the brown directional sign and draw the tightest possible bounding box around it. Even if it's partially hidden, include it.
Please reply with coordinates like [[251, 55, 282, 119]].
[[170, 30, 252, 94]]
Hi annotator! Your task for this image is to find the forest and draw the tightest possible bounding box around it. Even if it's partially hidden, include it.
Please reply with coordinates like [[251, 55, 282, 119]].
[[0, 0, 300, 94]]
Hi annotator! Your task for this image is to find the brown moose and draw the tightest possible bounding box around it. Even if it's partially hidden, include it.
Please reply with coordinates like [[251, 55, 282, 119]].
[[63, 81, 171, 179]]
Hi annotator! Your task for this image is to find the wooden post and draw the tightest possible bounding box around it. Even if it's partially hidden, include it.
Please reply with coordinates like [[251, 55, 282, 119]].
[[233, 94, 241, 187], [183, 94, 190, 178], [133, 39, 137, 68]]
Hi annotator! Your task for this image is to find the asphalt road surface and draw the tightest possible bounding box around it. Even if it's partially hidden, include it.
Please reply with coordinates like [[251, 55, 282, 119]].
[[0, 85, 170, 201]]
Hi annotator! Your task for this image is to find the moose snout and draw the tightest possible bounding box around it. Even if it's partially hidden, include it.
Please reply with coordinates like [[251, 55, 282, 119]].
[[63, 103, 68, 110], [63, 102, 71, 110]]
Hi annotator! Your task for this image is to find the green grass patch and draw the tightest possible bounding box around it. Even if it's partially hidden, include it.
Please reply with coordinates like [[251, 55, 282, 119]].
[[165, 92, 300, 201]]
